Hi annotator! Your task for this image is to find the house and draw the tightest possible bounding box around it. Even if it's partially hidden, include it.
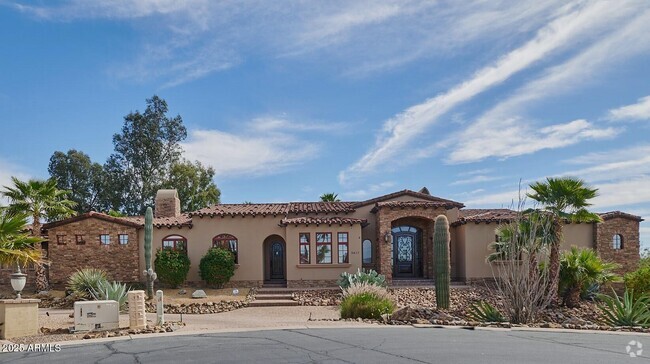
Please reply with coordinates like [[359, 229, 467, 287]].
[[24, 188, 643, 289]]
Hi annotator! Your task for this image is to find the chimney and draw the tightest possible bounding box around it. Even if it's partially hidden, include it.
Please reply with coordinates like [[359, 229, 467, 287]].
[[155, 189, 181, 218]]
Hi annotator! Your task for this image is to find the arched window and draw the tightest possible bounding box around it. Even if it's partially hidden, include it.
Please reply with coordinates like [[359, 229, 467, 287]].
[[213, 234, 238, 263], [362, 239, 372, 264], [162, 235, 187, 252], [612, 234, 623, 250]]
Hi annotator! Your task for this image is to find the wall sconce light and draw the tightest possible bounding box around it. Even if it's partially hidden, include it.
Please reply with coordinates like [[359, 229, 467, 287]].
[[384, 232, 392, 243]]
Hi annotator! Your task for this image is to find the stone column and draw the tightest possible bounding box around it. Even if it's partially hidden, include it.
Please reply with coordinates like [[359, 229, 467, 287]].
[[0, 299, 40, 339], [128, 290, 147, 329]]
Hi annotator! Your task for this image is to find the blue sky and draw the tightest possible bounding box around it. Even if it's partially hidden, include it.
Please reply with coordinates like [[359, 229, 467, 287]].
[[1, 1, 649, 248]]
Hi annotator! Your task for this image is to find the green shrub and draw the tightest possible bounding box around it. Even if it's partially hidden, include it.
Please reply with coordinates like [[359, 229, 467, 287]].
[[340, 293, 394, 320], [625, 266, 650, 298], [598, 290, 650, 327], [338, 269, 387, 289], [67, 269, 109, 299], [199, 247, 235, 288], [154, 249, 191, 288], [559, 247, 620, 307], [468, 301, 506, 323], [91, 281, 130, 311]]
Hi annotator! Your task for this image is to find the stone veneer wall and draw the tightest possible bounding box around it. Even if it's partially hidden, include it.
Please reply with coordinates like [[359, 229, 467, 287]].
[[287, 279, 339, 288], [594, 217, 640, 274], [47, 218, 139, 289], [375, 207, 449, 283]]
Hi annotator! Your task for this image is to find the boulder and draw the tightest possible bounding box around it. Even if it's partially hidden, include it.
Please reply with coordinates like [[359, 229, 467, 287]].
[[391, 306, 415, 322], [191, 290, 207, 299]]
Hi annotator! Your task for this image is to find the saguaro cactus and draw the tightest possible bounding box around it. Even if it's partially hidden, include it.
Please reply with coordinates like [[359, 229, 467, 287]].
[[144, 206, 157, 299], [434, 214, 450, 309]]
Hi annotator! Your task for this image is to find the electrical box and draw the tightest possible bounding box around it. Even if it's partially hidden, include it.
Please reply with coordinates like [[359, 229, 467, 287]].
[[73, 300, 119, 332]]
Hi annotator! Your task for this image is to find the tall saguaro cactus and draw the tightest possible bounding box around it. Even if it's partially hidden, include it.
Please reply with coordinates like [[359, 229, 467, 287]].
[[144, 207, 157, 299], [434, 215, 450, 309]]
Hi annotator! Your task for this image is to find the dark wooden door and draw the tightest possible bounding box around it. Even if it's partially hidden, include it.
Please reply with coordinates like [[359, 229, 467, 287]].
[[393, 232, 416, 277], [270, 242, 285, 280]]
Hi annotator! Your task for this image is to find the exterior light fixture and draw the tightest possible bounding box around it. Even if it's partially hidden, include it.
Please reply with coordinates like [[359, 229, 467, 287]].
[[10, 265, 27, 299], [384, 232, 392, 243], [232, 288, 239, 296]]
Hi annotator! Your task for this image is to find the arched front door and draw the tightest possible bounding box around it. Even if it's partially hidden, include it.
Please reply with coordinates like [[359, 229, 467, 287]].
[[392, 226, 422, 278], [270, 242, 285, 280]]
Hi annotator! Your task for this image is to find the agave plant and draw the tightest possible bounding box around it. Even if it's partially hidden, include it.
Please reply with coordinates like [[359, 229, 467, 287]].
[[598, 290, 650, 327], [67, 268, 108, 299], [91, 280, 130, 311], [468, 301, 506, 323], [338, 268, 387, 289]]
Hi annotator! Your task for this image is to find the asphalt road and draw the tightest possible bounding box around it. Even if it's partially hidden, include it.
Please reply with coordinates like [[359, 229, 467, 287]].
[[2, 327, 649, 364]]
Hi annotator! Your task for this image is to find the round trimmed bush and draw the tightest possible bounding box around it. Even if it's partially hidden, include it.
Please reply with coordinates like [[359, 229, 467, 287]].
[[199, 247, 236, 288], [340, 292, 394, 320], [154, 248, 191, 288]]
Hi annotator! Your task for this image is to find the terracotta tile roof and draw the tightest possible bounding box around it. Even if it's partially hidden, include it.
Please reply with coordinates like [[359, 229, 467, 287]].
[[453, 209, 518, 226], [371, 201, 463, 213], [189, 202, 356, 217], [599, 211, 644, 222], [279, 216, 367, 227], [189, 203, 290, 217], [353, 189, 464, 208], [42, 211, 143, 230], [120, 214, 193, 229], [287, 202, 356, 214]]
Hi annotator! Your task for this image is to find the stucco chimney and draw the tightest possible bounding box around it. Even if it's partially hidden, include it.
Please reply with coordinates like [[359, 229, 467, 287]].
[[155, 189, 181, 218]]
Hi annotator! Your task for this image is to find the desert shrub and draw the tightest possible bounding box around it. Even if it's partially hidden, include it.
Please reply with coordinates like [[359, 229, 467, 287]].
[[340, 282, 394, 320], [624, 266, 650, 298], [154, 248, 191, 288], [91, 280, 130, 311], [468, 301, 506, 323], [559, 247, 620, 307], [199, 247, 235, 288], [598, 290, 650, 327], [67, 268, 109, 299], [338, 269, 387, 289]]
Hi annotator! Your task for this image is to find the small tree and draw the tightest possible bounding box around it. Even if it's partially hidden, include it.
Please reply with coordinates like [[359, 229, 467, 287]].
[[559, 246, 620, 307], [319, 193, 340, 202], [154, 249, 190, 288], [199, 248, 235, 288], [489, 193, 555, 324]]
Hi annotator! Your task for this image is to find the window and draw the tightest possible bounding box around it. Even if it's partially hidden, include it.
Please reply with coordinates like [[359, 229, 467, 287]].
[[213, 234, 238, 263], [338, 232, 349, 264], [612, 234, 623, 250], [119, 234, 129, 245], [299, 233, 310, 264], [56, 235, 66, 245], [99, 234, 110, 245], [362, 239, 372, 264], [163, 235, 187, 252], [316, 233, 332, 264], [75, 235, 85, 245]]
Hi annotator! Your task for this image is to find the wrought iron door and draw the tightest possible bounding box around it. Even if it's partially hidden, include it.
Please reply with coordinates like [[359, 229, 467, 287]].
[[270, 242, 285, 280]]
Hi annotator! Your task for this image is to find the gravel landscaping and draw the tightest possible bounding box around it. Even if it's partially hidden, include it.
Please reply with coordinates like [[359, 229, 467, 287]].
[[293, 285, 650, 333]]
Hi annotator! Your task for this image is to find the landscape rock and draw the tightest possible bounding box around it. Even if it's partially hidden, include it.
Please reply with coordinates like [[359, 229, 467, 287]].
[[191, 290, 207, 299]]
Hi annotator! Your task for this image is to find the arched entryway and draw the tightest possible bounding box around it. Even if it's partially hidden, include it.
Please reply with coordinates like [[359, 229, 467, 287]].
[[392, 225, 423, 278], [263, 235, 287, 283]]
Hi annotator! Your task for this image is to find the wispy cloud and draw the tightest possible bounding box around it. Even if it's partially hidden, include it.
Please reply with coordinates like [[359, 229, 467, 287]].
[[562, 144, 650, 182], [608, 95, 650, 121], [445, 6, 650, 164], [342, 181, 396, 200], [247, 117, 348, 134], [450, 174, 505, 186], [339, 1, 627, 183], [0, 158, 31, 205], [182, 129, 319, 178]]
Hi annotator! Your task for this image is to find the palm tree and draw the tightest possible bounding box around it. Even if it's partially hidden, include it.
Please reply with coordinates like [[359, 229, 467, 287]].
[[527, 177, 601, 304], [0, 211, 43, 269], [2, 177, 76, 290], [559, 246, 620, 308], [320, 193, 340, 202]]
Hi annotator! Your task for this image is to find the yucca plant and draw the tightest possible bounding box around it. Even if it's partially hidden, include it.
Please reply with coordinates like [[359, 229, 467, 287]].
[[468, 301, 506, 323], [598, 290, 650, 327], [67, 268, 108, 299], [91, 280, 130, 311]]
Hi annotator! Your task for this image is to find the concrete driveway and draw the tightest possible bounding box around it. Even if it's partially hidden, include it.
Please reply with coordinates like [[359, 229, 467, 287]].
[[2, 326, 649, 363]]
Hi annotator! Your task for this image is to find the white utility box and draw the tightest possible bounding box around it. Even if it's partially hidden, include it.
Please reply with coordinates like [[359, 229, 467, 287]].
[[73, 300, 120, 332]]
